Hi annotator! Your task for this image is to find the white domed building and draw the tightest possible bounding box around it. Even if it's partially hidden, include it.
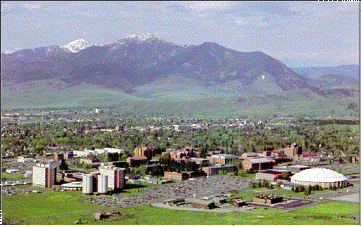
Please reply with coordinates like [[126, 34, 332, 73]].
[[291, 168, 348, 188]]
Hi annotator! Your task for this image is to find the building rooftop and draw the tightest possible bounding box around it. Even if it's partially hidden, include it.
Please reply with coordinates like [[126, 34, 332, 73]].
[[185, 198, 215, 205], [248, 158, 270, 164], [259, 169, 289, 174], [211, 154, 239, 159], [291, 168, 348, 183], [206, 165, 236, 169], [255, 195, 282, 200]]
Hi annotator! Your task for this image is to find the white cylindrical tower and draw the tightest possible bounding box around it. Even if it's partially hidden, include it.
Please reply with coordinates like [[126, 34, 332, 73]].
[[82, 174, 93, 194], [98, 174, 108, 194]]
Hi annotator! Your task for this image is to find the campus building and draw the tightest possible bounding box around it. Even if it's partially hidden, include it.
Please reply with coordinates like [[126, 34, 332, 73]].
[[126, 147, 152, 166], [98, 166, 125, 190], [253, 195, 283, 204], [242, 158, 272, 171], [206, 154, 240, 165], [201, 165, 236, 176], [255, 169, 291, 181], [82, 166, 125, 195], [163, 171, 207, 181], [32, 163, 56, 188], [283, 143, 302, 158], [291, 168, 348, 188]]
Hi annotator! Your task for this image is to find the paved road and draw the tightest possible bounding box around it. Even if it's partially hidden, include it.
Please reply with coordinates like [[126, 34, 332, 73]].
[[308, 185, 360, 203]]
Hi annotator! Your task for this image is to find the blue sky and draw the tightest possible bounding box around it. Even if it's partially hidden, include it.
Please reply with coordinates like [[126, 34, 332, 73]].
[[1, 1, 359, 67]]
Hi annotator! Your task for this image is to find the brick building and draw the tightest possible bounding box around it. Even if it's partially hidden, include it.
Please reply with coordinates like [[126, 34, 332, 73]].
[[134, 147, 152, 160], [163, 171, 206, 181], [126, 147, 153, 166], [253, 195, 283, 204], [80, 157, 99, 165], [54, 151, 74, 160], [255, 169, 291, 181], [163, 171, 189, 181], [242, 158, 272, 171], [206, 154, 240, 166], [32, 163, 56, 188], [283, 143, 302, 158], [201, 165, 236, 176]]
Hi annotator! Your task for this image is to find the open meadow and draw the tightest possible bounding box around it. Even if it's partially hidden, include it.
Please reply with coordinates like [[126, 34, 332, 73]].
[[3, 189, 359, 225], [19, 202, 360, 225]]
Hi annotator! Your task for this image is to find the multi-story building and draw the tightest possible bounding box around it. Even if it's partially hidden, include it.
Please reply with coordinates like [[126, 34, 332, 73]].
[[54, 151, 74, 160], [283, 143, 302, 158], [206, 154, 240, 165], [80, 157, 100, 165], [134, 147, 152, 159], [255, 169, 291, 181], [164, 171, 189, 181], [242, 158, 272, 171], [32, 163, 56, 188], [54, 152, 64, 160], [98, 166, 125, 190], [202, 165, 236, 176], [163, 171, 207, 181]]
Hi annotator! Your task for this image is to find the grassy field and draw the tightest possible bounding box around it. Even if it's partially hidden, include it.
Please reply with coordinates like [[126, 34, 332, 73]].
[[231, 173, 256, 179], [227, 190, 263, 200], [18, 202, 359, 225], [2, 191, 103, 222], [2, 81, 359, 119], [1, 172, 29, 181]]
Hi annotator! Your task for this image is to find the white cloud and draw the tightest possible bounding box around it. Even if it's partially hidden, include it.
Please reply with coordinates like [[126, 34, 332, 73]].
[[336, 2, 358, 12], [184, 1, 238, 12], [234, 16, 269, 27], [21, 2, 43, 10], [1, 2, 16, 11]]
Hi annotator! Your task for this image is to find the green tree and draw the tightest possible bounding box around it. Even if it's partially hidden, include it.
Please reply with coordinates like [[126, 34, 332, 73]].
[[304, 187, 311, 195], [294, 186, 299, 193], [276, 181, 282, 188], [249, 181, 255, 188], [238, 169, 246, 177], [59, 158, 69, 170]]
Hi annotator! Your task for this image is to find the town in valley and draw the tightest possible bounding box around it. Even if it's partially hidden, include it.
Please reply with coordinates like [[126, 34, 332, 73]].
[[1, 109, 359, 225]]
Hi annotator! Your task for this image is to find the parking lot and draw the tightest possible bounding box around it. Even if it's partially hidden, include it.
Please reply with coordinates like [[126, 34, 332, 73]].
[[85, 176, 250, 208]]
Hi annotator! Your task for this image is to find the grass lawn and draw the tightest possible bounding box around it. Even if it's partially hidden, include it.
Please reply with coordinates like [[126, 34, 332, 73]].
[[2, 191, 103, 222], [231, 173, 256, 179], [20, 202, 360, 225], [1, 172, 28, 181], [269, 187, 334, 196], [3, 185, 33, 189]]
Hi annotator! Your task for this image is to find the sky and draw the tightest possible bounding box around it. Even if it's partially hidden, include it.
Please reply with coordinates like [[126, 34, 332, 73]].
[[1, 1, 359, 67]]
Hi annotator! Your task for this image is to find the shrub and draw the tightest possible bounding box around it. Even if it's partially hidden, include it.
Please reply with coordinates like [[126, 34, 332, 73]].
[[276, 181, 282, 189], [238, 170, 246, 177], [299, 186, 305, 192], [249, 181, 255, 188], [304, 187, 311, 195], [294, 186, 299, 193]]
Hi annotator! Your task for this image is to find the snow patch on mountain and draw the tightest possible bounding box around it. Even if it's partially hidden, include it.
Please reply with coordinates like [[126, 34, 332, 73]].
[[61, 38, 94, 53]]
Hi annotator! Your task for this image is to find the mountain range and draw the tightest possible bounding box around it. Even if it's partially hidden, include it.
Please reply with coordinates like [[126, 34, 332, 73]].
[[1, 34, 359, 118]]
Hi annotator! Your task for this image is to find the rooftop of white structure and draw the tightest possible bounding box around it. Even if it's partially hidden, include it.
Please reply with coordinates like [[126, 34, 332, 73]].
[[291, 168, 348, 183]]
